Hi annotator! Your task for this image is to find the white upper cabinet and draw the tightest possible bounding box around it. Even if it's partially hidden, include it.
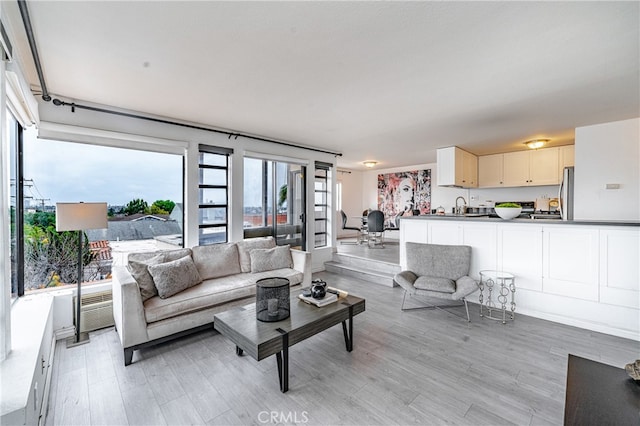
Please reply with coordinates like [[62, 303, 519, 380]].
[[437, 147, 478, 188], [478, 153, 504, 187], [498, 147, 560, 187], [559, 145, 575, 176], [503, 151, 531, 186], [529, 148, 560, 185]]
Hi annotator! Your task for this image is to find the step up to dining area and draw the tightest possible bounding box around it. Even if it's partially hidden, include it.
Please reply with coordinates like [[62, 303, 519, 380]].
[[326, 241, 401, 287]]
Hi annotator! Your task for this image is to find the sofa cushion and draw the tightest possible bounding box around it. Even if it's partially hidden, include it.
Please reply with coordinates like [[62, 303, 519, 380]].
[[250, 245, 293, 273], [250, 268, 304, 286], [413, 276, 456, 293], [191, 243, 241, 280], [127, 248, 192, 301], [236, 237, 276, 272], [147, 255, 203, 299], [143, 268, 304, 323]]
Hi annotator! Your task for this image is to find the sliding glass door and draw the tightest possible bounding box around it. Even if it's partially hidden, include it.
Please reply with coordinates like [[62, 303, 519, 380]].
[[243, 158, 306, 250]]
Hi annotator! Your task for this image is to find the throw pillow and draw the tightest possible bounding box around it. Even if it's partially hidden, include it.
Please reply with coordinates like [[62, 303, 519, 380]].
[[147, 255, 203, 299], [191, 243, 241, 280], [250, 245, 293, 273], [127, 248, 192, 301], [237, 237, 276, 272]]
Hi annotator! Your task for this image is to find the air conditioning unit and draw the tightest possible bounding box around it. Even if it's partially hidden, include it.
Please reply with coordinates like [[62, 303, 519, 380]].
[[73, 290, 115, 333]]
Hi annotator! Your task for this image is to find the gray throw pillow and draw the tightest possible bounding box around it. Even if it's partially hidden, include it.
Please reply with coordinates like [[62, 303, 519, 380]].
[[191, 243, 241, 280], [127, 248, 192, 301], [250, 245, 293, 273], [147, 255, 203, 299], [237, 237, 276, 272]]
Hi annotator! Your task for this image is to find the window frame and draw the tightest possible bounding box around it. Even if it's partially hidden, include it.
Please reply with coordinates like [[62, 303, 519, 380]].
[[314, 162, 331, 248], [198, 144, 232, 245], [7, 110, 24, 298]]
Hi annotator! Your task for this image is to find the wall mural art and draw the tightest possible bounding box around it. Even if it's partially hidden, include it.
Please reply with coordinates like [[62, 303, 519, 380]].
[[377, 169, 431, 228]]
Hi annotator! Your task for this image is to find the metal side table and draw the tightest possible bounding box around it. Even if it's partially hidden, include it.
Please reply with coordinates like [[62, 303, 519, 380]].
[[478, 270, 516, 324]]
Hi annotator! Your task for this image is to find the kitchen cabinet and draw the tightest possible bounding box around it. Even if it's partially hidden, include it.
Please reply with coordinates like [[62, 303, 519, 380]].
[[498, 223, 543, 292], [423, 221, 497, 281], [543, 226, 599, 301], [437, 147, 478, 188], [478, 153, 504, 187], [399, 219, 428, 269], [559, 145, 575, 177], [428, 221, 462, 245], [599, 228, 639, 309], [503, 147, 559, 187], [461, 223, 497, 280]]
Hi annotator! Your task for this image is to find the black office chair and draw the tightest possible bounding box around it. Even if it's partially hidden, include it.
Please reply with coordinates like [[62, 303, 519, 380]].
[[366, 210, 385, 248], [340, 210, 363, 244]]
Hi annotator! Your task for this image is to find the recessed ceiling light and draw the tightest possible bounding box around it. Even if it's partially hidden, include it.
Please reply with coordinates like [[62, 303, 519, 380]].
[[363, 161, 378, 168]]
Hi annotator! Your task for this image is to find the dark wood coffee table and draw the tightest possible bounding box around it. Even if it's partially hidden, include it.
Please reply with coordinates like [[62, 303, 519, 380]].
[[564, 354, 640, 425], [213, 292, 365, 392]]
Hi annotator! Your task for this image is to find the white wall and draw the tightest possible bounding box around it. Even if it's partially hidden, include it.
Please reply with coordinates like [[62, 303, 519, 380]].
[[574, 117, 640, 221], [337, 169, 363, 237], [469, 185, 559, 207]]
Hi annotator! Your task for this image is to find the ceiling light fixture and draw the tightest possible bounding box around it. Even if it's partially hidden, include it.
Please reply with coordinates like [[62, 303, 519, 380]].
[[525, 139, 550, 149], [363, 161, 378, 168]]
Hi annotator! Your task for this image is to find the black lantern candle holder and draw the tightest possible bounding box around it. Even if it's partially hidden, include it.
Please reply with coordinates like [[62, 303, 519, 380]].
[[256, 277, 290, 322]]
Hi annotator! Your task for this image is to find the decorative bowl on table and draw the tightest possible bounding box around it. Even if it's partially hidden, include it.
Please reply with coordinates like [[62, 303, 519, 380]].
[[494, 203, 522, 220], [626, 359, 640, 381]]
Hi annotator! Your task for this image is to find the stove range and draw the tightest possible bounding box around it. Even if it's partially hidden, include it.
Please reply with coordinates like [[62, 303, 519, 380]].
[[530, 211, 561, 220]]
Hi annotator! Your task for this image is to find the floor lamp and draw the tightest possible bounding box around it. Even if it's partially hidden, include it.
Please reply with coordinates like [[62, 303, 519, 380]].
[[56, 202, 107, 348]]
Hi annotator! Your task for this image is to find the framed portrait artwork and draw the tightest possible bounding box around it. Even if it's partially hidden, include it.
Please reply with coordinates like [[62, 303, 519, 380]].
[[377, 169, 431, 228]]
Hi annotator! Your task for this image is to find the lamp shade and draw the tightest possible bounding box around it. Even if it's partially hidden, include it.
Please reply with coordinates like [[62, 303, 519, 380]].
[[56, 202, 108, 231]]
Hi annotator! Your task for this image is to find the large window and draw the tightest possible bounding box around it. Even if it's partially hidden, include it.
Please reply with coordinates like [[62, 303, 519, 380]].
[[20, 129, 184, 293], [198, 145, 231, 245], [243, 157, 306, 249]]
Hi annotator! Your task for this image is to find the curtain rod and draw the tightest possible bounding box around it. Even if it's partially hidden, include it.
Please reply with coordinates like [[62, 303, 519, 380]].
[[18, 0, 50, 101], [51, 98, 343, 157]]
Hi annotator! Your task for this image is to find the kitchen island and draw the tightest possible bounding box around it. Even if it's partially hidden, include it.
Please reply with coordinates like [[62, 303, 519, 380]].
[[399, 215, 639, 340]]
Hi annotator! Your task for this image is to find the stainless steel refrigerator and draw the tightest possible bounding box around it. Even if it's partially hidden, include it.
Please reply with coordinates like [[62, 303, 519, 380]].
[[558, 166, 574, 220]]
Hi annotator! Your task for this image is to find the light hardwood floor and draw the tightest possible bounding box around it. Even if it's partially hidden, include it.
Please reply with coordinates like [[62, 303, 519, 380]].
[[45, 271, 639, 426]]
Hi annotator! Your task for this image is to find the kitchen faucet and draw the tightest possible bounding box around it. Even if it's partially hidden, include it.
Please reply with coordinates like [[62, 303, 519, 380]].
[[455, 196, 467, 215]]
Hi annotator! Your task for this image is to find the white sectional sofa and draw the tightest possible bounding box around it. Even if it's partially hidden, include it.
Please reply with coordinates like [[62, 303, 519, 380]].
[[112, 237, 311, 365]]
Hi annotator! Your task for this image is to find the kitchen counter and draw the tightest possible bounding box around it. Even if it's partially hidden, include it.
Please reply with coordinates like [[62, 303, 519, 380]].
[[401, 214, 640, 227], [399, 215, 639, 341]]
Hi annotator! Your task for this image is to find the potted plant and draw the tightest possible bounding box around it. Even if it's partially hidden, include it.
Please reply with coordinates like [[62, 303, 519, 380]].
[[494, 202, 522, 220]]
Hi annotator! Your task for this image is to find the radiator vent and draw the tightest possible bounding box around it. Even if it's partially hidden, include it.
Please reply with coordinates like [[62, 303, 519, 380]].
[[73, 290, 115, 333]]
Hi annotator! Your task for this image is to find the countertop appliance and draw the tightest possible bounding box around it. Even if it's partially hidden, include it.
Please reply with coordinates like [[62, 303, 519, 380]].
[[490, 201, 535, 218], [559, 166, 575, 220], [531, 197, 561, 219]]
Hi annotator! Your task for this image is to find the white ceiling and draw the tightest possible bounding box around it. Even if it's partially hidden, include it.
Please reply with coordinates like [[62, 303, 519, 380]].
[[5, 1, 639, 169]]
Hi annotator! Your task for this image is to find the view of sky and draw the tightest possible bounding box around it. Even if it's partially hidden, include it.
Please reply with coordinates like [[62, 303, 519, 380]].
[[23, 127, 182, 208]]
